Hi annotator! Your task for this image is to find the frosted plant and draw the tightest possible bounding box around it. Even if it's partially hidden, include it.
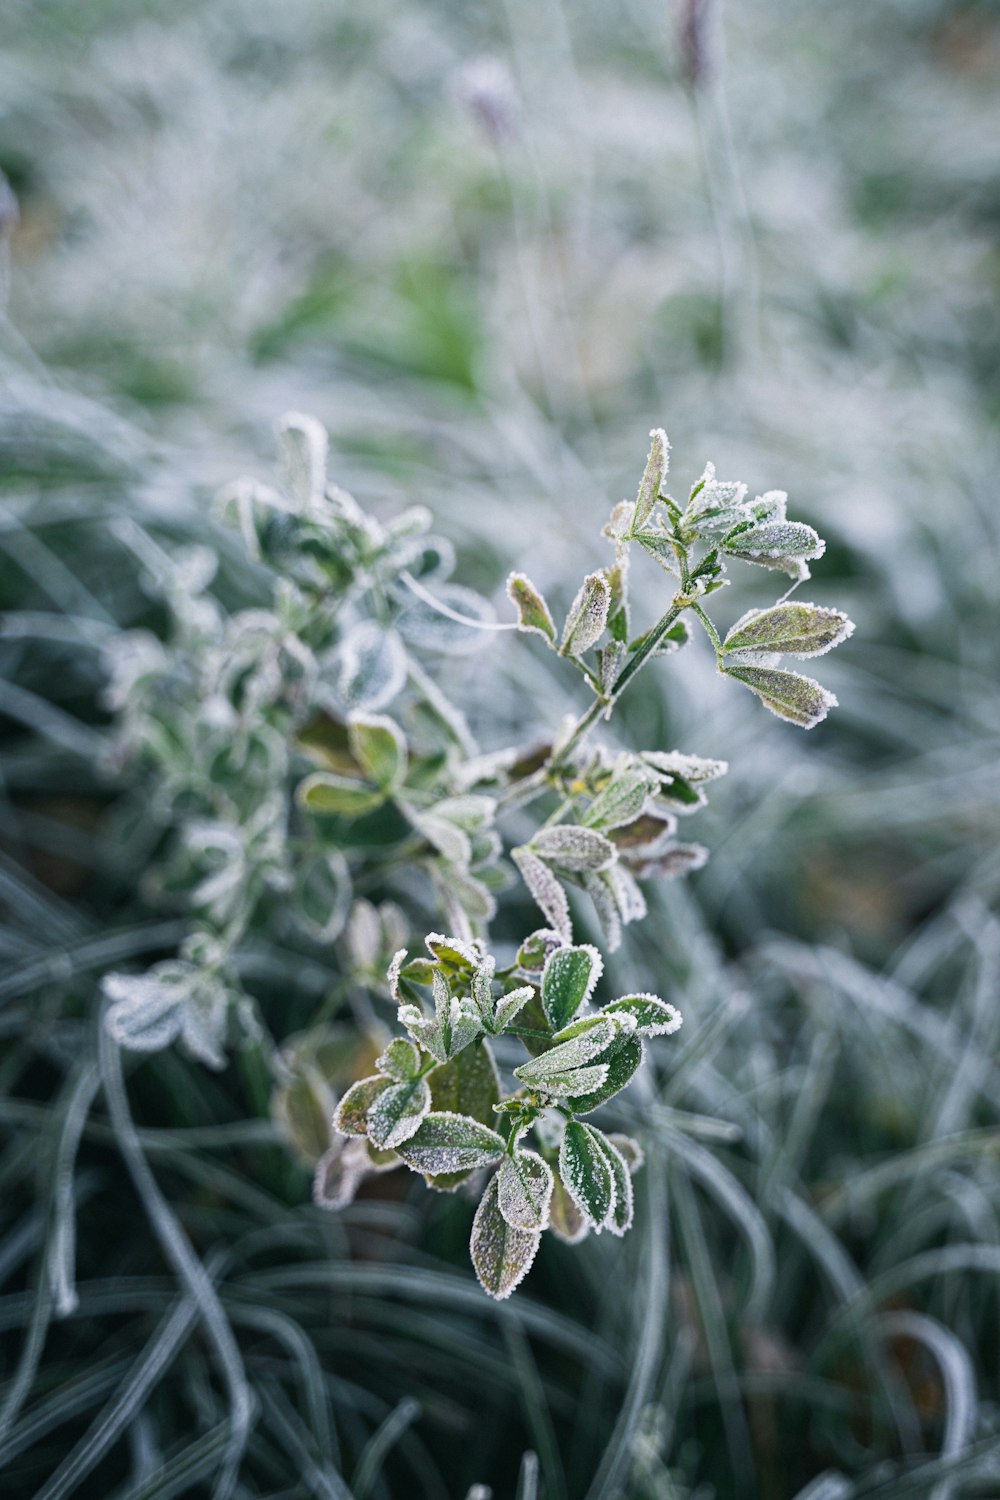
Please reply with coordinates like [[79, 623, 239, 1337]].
[[101, 418, 852, 1297]]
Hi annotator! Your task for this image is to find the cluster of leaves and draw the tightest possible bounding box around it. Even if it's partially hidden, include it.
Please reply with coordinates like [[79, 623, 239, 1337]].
[[327, 932, 679, 1297], [102, 418, 852, 1296]]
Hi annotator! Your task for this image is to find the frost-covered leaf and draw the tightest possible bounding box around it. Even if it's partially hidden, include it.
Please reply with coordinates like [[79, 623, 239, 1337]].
[[609, 811, 678, 855], [497, 1150, 554, 1231], [313, 1136, 372, 1210], [597, 640, 627, 693], [398, 1002, 446, 1061], [632, 427, 669, 532], [337, 621, 408, 711], [298, 771, 384, 818], [540, 944, 603, 1030], [750, 489, 788, 522], [641, 751, 728, 785], [289, 848, 352, 944], [102, 962, 232, 1070], [592, 1131, 633, 1236], [515, 928, 565, 973], [549, 1174, 589, 1244], [424, 933, 481, 972], [629, 843, 709, 880], [636, 533, 680, 576], [514, 1016, 618, 1085], [522, 1063, 610, 1097], [398, 583, 496, 655], [432, 795, 497, 833], [722, 520, 825, 580], [333, 1075, 391, 1136], [376, 1037, 422, 1081], [559, 572, 611, 657], [366, 1076, 432, 1150], [686, 461, 748, 529], [559, 1121, 615, 1230], [395, 1112, 506, 1174], [723, 602, 855, 659], [423, 1031, 499, 1190], [582, 767, 658, 832], [581, 869, 622, 953], [471, 1173, 541, 1301], [724, 663, 838, 729], [347, 713, 407, 790], [582, 864, 646, 953], [607, 1133, 644, 1174], [276, 411, 328, 512], [530, 824, 616, 874], [413, 809, 472, 867], [512, 848, 572, 943], [506, 573, 556, 647], [603, 993, 683, 1037], [567, 1033, 644, 1114], [492, 986, 535, 1032]]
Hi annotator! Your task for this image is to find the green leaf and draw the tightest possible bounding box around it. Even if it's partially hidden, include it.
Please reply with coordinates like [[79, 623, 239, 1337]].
[[567, 1033, 644, 1114], [497, 1150, 554, 1231], [298, 772, 385, 817], [375, 1038, 421, 1081], [514, 1016, 619, 1085], [429, 1040, 500, 1123], [582, 767, 657, 832], [559, 1121, 615, 1229], [395, 1112, 506, 1175], [471, 1173, 541, 1301], [347, 713, 407, 790], [723, 663, 838, 729], [540, 944, 603, 1029], [423, 933, 481, 973], [632, 427, 669, 532], [333, 1075, 391, 1137], [424, 1040, 501, 1190], [723, 602, 854, 659], [603, 993, 683, 1037], [365, 1076, 432, 1150], [530, 824, 616, 873], [559, 572, 611, 657], [515, 929, 564, 973], [506, 572, 557, 646]]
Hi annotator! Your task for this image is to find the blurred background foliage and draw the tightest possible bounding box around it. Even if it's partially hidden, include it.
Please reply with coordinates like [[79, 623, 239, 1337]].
[[2, 0, 1000, 1496]]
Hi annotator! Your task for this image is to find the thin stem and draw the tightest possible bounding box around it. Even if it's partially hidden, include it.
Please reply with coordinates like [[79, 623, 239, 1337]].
[[690, 600, 723, 663], [607, 600, 685, 699]]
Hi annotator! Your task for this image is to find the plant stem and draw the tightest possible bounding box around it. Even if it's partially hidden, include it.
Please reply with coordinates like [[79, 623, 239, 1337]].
[[549, 599, 686, 774], [690, 600, 723, 663]]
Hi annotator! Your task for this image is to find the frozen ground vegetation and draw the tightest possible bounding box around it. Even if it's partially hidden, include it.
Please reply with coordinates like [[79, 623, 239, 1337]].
[[101, 417, 852, 1298]]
